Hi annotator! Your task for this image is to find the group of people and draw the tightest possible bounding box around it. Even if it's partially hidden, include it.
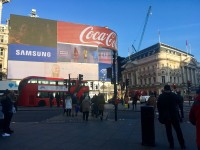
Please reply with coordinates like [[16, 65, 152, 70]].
[[62, 93, 105, 121], [121, 84, 200, 149], [0, 89, 17, 137]]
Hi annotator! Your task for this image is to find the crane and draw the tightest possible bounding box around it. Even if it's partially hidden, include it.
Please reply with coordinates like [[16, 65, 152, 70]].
[[132, 6, 152, 54]]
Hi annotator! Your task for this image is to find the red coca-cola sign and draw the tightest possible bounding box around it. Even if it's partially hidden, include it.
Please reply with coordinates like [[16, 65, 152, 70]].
[[57, 22, 118, 51]]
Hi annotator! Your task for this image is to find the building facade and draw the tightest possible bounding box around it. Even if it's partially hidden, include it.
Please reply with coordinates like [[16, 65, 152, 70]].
[[0, 23, 8, 80], [122, 43, 200, 95]]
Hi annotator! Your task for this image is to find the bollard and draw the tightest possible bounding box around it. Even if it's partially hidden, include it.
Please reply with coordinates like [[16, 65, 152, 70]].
[[141, 106, 155, 146]]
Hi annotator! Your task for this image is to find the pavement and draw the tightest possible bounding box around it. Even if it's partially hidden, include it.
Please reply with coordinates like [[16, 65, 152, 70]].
[[0, 103, 197, 150]]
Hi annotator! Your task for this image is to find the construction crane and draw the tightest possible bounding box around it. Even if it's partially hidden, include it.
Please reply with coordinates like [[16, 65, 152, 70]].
[[132, 6, 152, 54]]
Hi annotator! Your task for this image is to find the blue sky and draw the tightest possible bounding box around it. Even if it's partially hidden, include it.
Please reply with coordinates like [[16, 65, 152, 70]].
[[2, 0, 200, 61]]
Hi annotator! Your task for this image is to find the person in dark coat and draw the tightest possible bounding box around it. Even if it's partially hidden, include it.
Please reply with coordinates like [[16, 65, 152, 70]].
[[55, 93, 61, 107], [189, 88, 200, 150], [97, 93, 105, 120], [71, 93, 78, 117], [1, 89, 14, 137], [81, 95, 91, 121], [157, 85, 185, 149], [49, 93, 54, 108]]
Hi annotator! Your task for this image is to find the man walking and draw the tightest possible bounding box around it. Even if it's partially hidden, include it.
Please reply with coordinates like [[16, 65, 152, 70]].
[[157, 85, 186, 149]]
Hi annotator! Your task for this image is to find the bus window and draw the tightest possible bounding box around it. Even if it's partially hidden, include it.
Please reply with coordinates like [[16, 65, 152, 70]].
[[49, 81, 56, 85], [41, 80, 49, 84], [57, 81, 63, 85], [28, 78, 37, 83], [37, 92, 51, 98]]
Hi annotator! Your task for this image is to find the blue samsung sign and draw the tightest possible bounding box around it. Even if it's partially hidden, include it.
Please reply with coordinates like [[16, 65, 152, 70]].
[[8, 44, 57, 62]]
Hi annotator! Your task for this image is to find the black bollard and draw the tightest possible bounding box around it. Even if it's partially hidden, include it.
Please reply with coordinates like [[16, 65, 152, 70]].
[[141, 106, 155, 146]]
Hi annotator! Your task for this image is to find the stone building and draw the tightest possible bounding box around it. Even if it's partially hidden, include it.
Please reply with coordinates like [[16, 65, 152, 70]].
[[122, 43, 200, 95], [0, 24, 8, 80]]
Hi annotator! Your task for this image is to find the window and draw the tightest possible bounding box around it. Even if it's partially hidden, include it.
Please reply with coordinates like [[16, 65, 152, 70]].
[[149, 78, 151, 84], [153, 77, 156, 83], [162, 76, 165, 83], [0, 48, 3, 56], [170, 76, 172, 82], [144, 79, 147, 84]]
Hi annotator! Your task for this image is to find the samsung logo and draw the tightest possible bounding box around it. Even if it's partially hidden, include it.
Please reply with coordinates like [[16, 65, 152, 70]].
[[16, 50, 51, 57]]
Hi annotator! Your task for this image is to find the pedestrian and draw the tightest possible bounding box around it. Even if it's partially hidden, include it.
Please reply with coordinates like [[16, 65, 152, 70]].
[[91, 94, 98, 117], [62, 93, 66, 115], [157, 85, 186, 149], [132, 93, 139, 110], [55, 92, 61, 107], [65, 94, 72, 116], [81, 94, 91, 121], [189, 88, 200, 150], [71, 93, 78, 117], [176, 91, 184, 122], [97, 93, 105, 120], [146, 92, 157, 110], [0, 89, 15, 137], [49, 93, 54, 108]]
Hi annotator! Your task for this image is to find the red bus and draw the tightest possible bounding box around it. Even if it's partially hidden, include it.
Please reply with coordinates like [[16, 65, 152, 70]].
[[69, 78, 89, 100], [17, 76, 89, 107]]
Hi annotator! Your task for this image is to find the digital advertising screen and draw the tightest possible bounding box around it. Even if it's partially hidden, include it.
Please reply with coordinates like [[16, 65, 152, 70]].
[[8, 14, 117, 80]]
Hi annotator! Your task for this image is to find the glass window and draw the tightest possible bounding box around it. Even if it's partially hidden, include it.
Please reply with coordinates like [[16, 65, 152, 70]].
[[28, 78, 37, 83], [149, 78, 151, 84], [162, 76, 165, 83], [0, 48, 3, 56], [49, 81, 56, 85]]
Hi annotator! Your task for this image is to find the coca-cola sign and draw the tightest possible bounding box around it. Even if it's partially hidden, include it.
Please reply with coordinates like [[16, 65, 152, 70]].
[[57, 22, 118, 51], [80, 26, 117, 50]]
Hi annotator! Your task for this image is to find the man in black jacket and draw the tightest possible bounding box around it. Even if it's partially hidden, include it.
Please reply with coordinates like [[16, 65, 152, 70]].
[[157, 85, 185, 149], [1, 89, 14, 137]]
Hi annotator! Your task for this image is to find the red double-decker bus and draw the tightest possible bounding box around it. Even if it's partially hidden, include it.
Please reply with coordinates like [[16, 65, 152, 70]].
[[17, 76, 89, 107]]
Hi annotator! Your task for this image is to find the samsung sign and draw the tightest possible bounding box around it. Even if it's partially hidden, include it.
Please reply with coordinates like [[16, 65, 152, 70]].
[[8, 44, 57, 62]]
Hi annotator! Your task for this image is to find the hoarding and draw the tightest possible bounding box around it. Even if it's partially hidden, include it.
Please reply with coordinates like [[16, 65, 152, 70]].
[[8, 44, 57, 62], [8, 61, 98, 80], [57, 22, 117, 51], [9, 14, 57, 47], [8, 14, 117, 80]]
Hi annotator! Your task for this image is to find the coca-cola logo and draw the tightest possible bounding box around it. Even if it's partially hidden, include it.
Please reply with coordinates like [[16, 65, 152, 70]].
[[79, 26, 117, 50]]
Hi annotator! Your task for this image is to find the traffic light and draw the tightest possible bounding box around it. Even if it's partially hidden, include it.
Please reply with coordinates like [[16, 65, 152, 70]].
[[79, 74, 83, 83], [90, 82, 93, 89], [126, 79, 129, 86], [117, 56, 125, 82], [121, 82, 125, 90], [106, 67, 112, 79], [63, 79, 68, 87]]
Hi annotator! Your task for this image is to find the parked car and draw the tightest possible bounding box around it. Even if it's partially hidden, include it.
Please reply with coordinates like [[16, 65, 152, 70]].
[[140, 96, 150, 103]]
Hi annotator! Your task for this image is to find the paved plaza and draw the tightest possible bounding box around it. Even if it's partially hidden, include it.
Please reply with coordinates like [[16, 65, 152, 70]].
[[0, 103, 197, 150]]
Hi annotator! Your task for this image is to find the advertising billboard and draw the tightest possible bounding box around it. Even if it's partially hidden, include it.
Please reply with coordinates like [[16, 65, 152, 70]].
[[8, 44, 57, 62], [57, 22, 117, 51], [8, 14, 117, 80], [9, 14, 57, 47]]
